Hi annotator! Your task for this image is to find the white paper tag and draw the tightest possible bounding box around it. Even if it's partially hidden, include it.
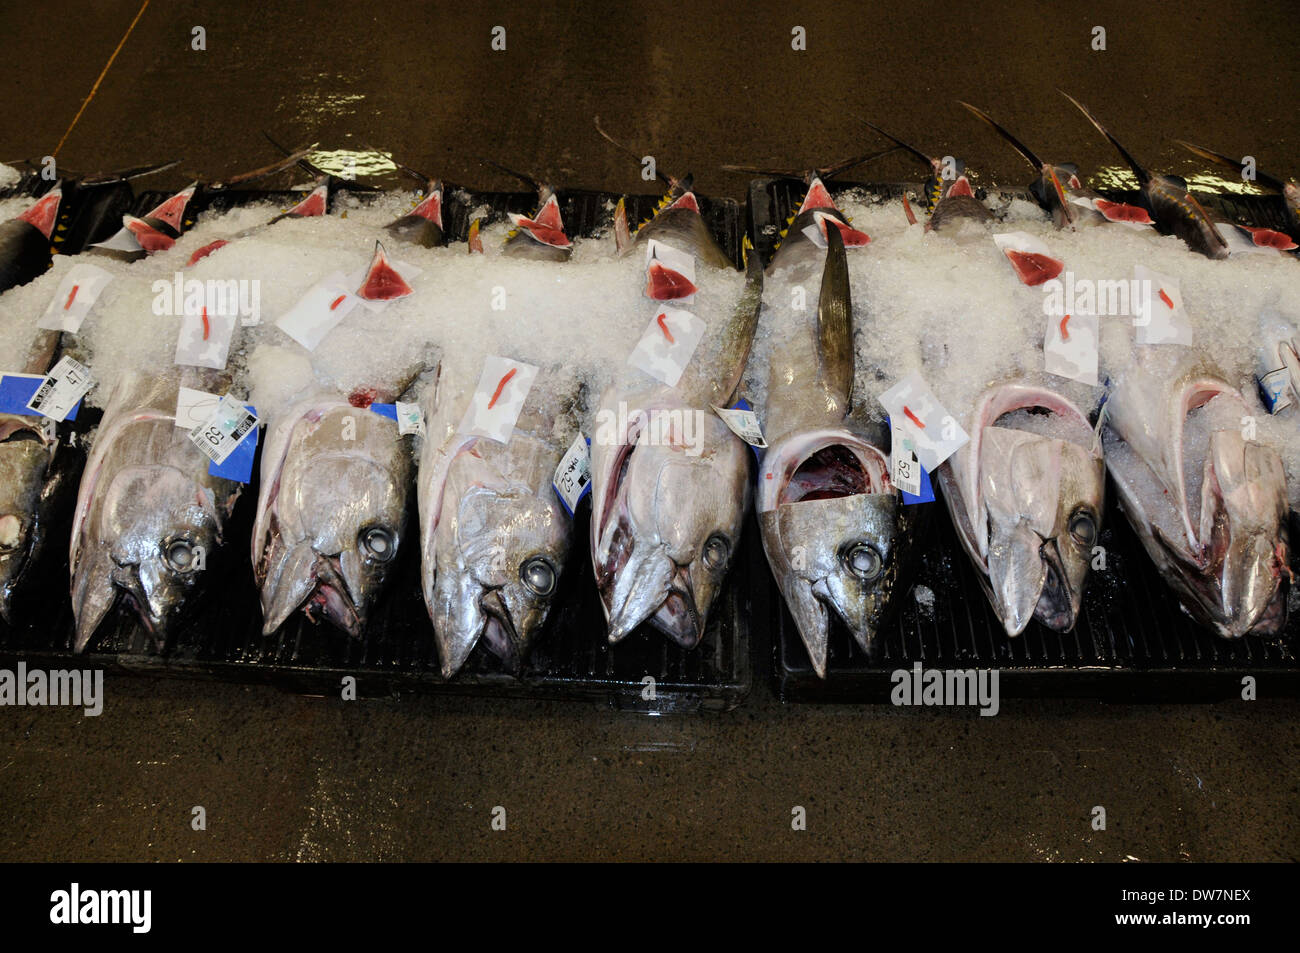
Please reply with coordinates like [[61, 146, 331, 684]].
[[890, 420, 921, 497], [552, 432, 592, 515], [91, 225, 143, 253], [457, 356, 539, 444], [394, 400, 425, 436], [712, 404, 767, 447], [39, 263, 114, 333], [349, 259, 421, 313], [174, 301, 238, 370], [188, 395, 257, 465], [25, 356, 93, 422], [173, 386, 225, 429], [275, 273, 360, 351], [1133, 264, 1193, 345], [877, 372, 970, 473], [1044, 310, 1099, 386], [644, 239, 696, 304], [627, 307, 707, 388]]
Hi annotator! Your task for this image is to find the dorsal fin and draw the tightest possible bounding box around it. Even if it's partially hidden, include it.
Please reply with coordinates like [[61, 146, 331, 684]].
[[1172, 138, 1291, 194], [858, 119, 933, 168], [957, 101, 1044, 171], [817, 225, 854, 409], [1060, 91, 1150, 186]]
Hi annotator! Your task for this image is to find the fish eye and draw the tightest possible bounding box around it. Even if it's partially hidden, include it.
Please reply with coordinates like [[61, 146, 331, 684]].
[[165, 538, 194, 572], [520, 558, 556, 596], [703, 535, 730, 571], [843, 542, 882, 581], [1069, 510, 1097, 547], [360, 526, 396, 561]]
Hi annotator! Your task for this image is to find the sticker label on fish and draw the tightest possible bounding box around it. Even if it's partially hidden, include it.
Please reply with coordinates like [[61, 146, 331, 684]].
[[0, 373, 80, 420], [553, 432, 592, 516], [394, 400, 424, 436], [1044, 311, 1099, 386], [889, 419, 935, 505], [712, 403, 767, 448], [39, 263, 114, 333], [457, 356, 539, 444], [188, 395, 257, 465], [877, 373, 969, 473], [1258, 367, 1294, 414], [627, 307, 706, 388], [275, 272, 360, 351], [25, 356, 93, 422], [1133, 265, 1192, 346]]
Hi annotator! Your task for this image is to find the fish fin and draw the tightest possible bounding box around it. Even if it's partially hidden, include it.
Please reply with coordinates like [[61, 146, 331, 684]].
[[1172, 139, 1290, 195], [357, 240, 414, 300], [467, 217, 484, 254], [216, 145, 319, 188], [594, 115, 676, 187], [817, 225, 854, 409], [901, 192, 918, 226], [957, 100, 1044, 171], [613, 197, 631, 254], [858, 118, 933, 168], [1059, 91, 1150, 186]]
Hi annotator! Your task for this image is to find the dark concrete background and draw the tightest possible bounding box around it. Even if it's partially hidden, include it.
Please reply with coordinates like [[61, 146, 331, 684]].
[[0, 0, 1297, 862]]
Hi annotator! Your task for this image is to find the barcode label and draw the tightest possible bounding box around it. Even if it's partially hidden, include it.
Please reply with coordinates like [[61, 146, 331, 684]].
[[553, 432, 592, 516], [25, 356, 94, 421], [187, 395, 257, 465]]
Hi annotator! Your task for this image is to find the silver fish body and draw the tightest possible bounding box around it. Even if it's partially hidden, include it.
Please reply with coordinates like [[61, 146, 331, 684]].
[[69, 370, 241, 651], [589, 199, 761, 647], [418, 366, 578, 676], [755, 196, 909, 676], [252, 393, 412, 637], [1104, 347, 1290, 638], [938, 383, 1105, 636]]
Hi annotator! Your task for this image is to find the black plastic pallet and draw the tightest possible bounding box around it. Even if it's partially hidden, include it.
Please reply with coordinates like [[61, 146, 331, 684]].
[[0, 180, 752, 712], [754, 176, 1300, 702]]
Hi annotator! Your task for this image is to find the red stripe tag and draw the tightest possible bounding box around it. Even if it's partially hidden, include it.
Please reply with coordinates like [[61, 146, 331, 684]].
[[903, 406, 926, 429], [1059, 314, 1071, 341], [657, 312, 675, 344], [64, 285, 79, 310], [487, 368, 517, 410]]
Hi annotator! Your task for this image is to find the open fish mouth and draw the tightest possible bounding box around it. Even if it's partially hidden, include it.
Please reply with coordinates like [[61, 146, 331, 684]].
[[479, 588, 521, 673], [300, 556, 363, 637]]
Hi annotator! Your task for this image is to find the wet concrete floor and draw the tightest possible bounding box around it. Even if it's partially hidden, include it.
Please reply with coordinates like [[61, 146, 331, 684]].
[[0, 0, 1296, 861]]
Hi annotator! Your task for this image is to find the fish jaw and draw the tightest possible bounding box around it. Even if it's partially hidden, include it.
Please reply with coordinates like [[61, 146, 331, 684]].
[[757, 428, 900, 675], [253, 403, 411, 637], [423, 460, 571, 677], [591, 406, 750, 647]]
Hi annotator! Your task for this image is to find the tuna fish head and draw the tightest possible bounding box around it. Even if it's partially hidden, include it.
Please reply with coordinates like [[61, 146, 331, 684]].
[[943, 386, 1104, 637], [71, 464, 224, 651], [0, 417, 56, 620], [425, 448, 569, 676], [254, 404, 411, 637], [592, 406, 750, 647], [757, 430, 900, 676], [978, 427, 1102, 634], [1190, 430, 1289, 637]]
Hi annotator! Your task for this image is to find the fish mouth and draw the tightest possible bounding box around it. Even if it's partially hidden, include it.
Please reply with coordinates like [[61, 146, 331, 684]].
[[302, 557, 363, 638], [479, 588, 522, 674], [601, 540, 705, 647]]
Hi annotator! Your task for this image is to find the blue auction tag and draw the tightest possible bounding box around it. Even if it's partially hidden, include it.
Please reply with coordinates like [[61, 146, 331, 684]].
[[901, 462, 934, 505], [208, 404, 258, 483], [0, 373, 80, 420], [369, 402, 398, 420]]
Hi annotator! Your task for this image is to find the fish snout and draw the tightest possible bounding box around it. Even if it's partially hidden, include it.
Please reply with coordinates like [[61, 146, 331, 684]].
[[1219, 533, 1289, 638], [986, 523, 1050, 637]]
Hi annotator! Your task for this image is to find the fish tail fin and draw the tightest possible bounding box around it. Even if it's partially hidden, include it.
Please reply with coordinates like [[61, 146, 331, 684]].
[[613, 197, 631, 254], [1172, 138, 1289, 194]]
